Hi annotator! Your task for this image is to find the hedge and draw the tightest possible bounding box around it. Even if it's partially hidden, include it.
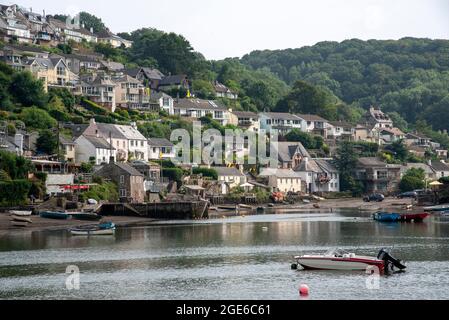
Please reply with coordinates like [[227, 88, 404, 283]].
[[81, 98, 109, 115]]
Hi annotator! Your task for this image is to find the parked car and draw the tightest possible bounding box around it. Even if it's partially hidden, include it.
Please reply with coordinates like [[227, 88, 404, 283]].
[[397, 191, 417, 199], [363, 193, 385, 202]]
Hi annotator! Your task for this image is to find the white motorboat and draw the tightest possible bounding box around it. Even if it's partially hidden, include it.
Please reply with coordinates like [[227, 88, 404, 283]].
[[9, 210, 32, 216], [293, 249, 406, 273]]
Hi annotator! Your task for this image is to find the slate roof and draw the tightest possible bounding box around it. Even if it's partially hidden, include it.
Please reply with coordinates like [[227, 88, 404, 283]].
[[83, 135, 114, 150], [297, 114, 329, 122], [159, 74, 187, 86], [259, 168, 302, 178], [314, 159, 338, 173], [260, 112, 301, 121], [212, 166, 245, 177], [430, 160, 449, 172], [275, 142, 311, 163], [357, 157, 387, 167], [232, 111, 258, 119], [174, 99, 227, 111], [296, 159, 321, 173], [148, 138, 173, 147]]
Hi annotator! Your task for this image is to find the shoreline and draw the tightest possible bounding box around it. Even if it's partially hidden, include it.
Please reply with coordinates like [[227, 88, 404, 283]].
[[0, 197, 414, 235]]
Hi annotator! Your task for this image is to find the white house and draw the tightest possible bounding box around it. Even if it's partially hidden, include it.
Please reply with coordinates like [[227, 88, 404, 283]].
[[328, 121, 355, 140], [45, 174, 74, 196], [151, 91, 174, 115], [174, 99, 230, 125], [213, 167, 247, 192], [148, 138, 175, 160], [296, 114, 331, 138], [295, 158, 340, 193], [229, 111, 259, 132], [259, 112, 302, 136], [114, 123, 148, 161], [429, 160, 449, 180], [75, 134, 116, 165], [258, 168, 302, 193]]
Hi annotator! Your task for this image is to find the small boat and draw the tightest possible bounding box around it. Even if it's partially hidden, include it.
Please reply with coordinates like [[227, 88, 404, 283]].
[[400, 212, 430, 222], [11, 215, 32, 223], [70, 222, 116, 236], [423, 204, 449, 212], [373, 212, 401, 222], [293, 248, 406, 274], [40, 211, 70, 220], [9, 210, 32, 216], [68, 212, 102, 221]]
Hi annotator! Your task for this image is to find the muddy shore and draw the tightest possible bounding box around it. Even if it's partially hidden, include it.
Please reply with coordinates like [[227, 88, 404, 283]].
[[0, 197, 414, 235]]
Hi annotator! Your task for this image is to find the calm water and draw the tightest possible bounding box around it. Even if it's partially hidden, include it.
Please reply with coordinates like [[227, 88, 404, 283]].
[[1, 210, 449, 300]]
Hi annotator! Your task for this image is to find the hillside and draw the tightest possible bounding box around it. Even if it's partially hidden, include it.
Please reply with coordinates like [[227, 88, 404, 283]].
[[240, 38, 449, 131]]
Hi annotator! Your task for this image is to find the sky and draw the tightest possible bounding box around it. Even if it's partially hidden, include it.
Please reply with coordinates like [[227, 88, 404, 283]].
[[8, 0, 449, 60]]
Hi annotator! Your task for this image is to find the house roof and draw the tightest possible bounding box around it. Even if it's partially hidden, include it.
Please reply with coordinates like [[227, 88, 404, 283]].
[[148, 138, 174, 147], [329, 121, 354, 129], [275, 142, 310, 163], [150, 91, 172, 100], [142, 67, 164, 80], [213, 81, 235, 94], [297, 114, 329, 122], [296, 159, 322, 173], [380, 127, 405, 136], [314, 159, 338, 173], [3, 44, 47, 54], [260, 112, 301, 121], [357, 157, 387, 167], [174, 98, 227, 111], [430, 160, 449, 172], [95, 123, 127, 140], [232, 111, 258, 119], [159, 74, 187, 86], [100, 60, 125, 71], [406, 132, 430, 140], [112, 162, 144, 176], [83, 135, 114, 150], [402, 163, 435, 175], [114, 124, 146, 140], [259, 168, 302, 178], [212, 166, 245, 177]]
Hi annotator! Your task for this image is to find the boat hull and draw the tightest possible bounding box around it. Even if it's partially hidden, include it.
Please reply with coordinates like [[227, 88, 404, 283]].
[[400, 213, 429, 222], [40, 211, 70, 220], [9, 210, 32, 216], [296, 256, 384, 271], [373, 212, 401, 222], [11, 215, 32, 223], [70, 228, 115, 236]]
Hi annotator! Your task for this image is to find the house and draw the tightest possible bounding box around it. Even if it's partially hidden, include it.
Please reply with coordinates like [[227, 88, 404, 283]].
[[400, 163, 436, 181], [429, 160, 449, 180], [328, 121, 355, 140], [150, 91, 174, 115], [354, 124, 377, 143], [47, 17, 97, 43], [148, 138, 175, 160], [45, 173, 74, 196], [80, 73, 116, 112], [212, 166, 247, 193], [358, 107, 393, 129], [54, 53, 103, 74], [0, 44, 48, 71], [158, 74, 189, 92], [174, 99, 230, 125], [0, 4, 32, 43], [59, 136, 75, 163], [94, 162, 145, 203], [297, 114, 331, 138], [274, 141, 310, 169], [25, 56, 77, 91], [113, 74, 151, 110], [229, 111, 259, 132], [213, 81, 238, 100], [408, 145, 427, 158], [259, 112, 302, 136], [100, 60, 125, 73], [435, 149, 448, 159], [258, 168, 302, 193], [124, 67, 164, 89], [405, 132, 432, 147], [74, 134, 116, 165], [295, 158, 340, 193], [15, 7, 55, 45], [352, 157, 401, 193], [114, 123, 148, 161], [379, 127, 405, 144], [96, 29, 133, 48]]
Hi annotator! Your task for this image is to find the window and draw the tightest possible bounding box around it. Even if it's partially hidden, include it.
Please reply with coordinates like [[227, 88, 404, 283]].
[[57, 66, 65, 76], [266, 119, 272, 125], [119, 189, 126, 197], [120, 175, 125, 184], [131, 140, 134, 147], [141, 141, 144, 147]]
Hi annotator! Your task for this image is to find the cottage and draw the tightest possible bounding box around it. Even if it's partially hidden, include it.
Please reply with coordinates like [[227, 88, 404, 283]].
[[212, 166, 247, 193], [297, 114, 331, 138], [114, 123, 148, 161], [229, 111, 259, 132], [259, 112, 302, 136], [150, 91, 174, 115], [158, 74, 189, 92], [95, 162, 145, 203], [74, 134, 115, 165], [405, 132, 432, 147], [296, 158, 340, 193], [213, 81, 238, 100], [328, 121, 355, 140], [379, 127, 405, 144], [80, 73, 116, 112], [174, 99, 230, 125], [258, 168, 302, 193], [353, 157, 401, 193], [124, 67, 164, 89], [274, 141, 310, 169], [148, 138, 175, 160]]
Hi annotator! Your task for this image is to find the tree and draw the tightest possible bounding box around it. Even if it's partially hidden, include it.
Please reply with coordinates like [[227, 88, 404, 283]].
[[9, 72, 47, 107], [384, 139, 409, 162], [284, 129, 315, 149], [399, 168, 425, 192], [335, 141, 360, 193], [36, 129, 59, 155], [20, 107, 57, 129], [79, 12, 107, 33]]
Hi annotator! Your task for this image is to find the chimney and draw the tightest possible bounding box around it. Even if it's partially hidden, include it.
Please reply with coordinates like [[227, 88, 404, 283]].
[[14, 134, 23, 156], [89, 118, 96, 125], [90, 27, 93, 33], [130, 122, 137, 129]]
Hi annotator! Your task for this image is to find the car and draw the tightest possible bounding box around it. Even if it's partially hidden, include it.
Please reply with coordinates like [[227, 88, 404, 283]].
[[363, 193, 385, 202], [397, 191, 417, 199]]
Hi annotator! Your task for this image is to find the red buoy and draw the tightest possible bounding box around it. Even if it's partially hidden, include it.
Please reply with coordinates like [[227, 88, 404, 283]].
[[299, 284, 309, 296]]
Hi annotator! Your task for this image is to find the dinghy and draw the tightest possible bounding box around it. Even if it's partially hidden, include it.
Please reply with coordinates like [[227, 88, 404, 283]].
[[70, 222, 116, 236]]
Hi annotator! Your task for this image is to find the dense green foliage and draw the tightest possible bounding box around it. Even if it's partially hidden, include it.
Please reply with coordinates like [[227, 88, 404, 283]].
[[0, 180, 32, 205], [192, 167, 218, 180], [0, 151, 34, 205], [241, 38, 449, 130], [80, 181, 118, 202], [284, 129, 324, 149], [399, 168, 425, 192], [36, 129, 59, 155]]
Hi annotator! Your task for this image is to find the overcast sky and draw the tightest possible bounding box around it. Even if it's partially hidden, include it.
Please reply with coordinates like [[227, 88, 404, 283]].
[[9, 0, 449, 60]]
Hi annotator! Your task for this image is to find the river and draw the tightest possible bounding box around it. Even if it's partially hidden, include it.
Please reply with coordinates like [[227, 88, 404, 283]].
[[1, 210, 449, 300]]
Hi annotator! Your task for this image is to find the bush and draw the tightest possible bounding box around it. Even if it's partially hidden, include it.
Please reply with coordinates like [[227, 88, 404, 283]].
[[162, 168, 184, 184], [80, 182, 118, 202], [20, 107, 57, 129], [192, 167, 218, 180], [81, 98, 109, 115], [0, 179, 32, 205]]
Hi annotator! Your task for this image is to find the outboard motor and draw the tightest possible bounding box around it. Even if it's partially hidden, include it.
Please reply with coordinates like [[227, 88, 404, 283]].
[[377, 248, 407, 273]]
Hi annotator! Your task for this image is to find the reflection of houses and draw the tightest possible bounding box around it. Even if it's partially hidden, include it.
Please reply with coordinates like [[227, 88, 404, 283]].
[[295, 158, 340, 193], [259, 112, 302, 136], [95, 162, 145, 203], [258, 168, 302, 193], [229, 111, 259, 132], [352, 157, 401, 193]]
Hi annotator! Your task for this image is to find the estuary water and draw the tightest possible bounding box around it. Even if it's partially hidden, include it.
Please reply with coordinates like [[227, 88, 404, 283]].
[[1, 210, 449, 300]]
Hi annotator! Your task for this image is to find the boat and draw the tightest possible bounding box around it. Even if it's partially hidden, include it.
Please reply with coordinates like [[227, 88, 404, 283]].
[[372, 212, 401, 222], [423, 204, 449, 212], [10, 215, 32, 223], [9, 210, 32, 216], [11, 221, 30, 227], [293, 248, 406, 274], [70, 222, 116, 236], [68, 212, 102, 221], [39, 211, 70, 220], [399, 212, 429, 222]]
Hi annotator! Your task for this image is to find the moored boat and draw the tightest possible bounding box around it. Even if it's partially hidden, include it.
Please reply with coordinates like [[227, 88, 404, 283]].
[[373, 212, 401, 222], [400, 212, 429, 222], [40, 211, 70, 220], [293, 248, 406, 274], [70, 222, 116, 236], [423, 204, 449, 212], [10, 215, 32, 223], [68, 212, 102, 221], [9, 210, 32, 216]]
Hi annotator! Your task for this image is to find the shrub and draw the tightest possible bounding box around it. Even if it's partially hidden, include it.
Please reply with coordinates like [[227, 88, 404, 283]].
[[162, 168, 184, 184], [192, 167, 218, 180], [0, 179, 32, 205], [20, 107, 57, 129], [81, 98, 109, 115]]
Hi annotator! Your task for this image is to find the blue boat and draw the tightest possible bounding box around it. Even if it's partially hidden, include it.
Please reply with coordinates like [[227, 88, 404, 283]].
[[70, 222, 116, 236], [372, 212, 401, 222], [40, 211, 70, 220]]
